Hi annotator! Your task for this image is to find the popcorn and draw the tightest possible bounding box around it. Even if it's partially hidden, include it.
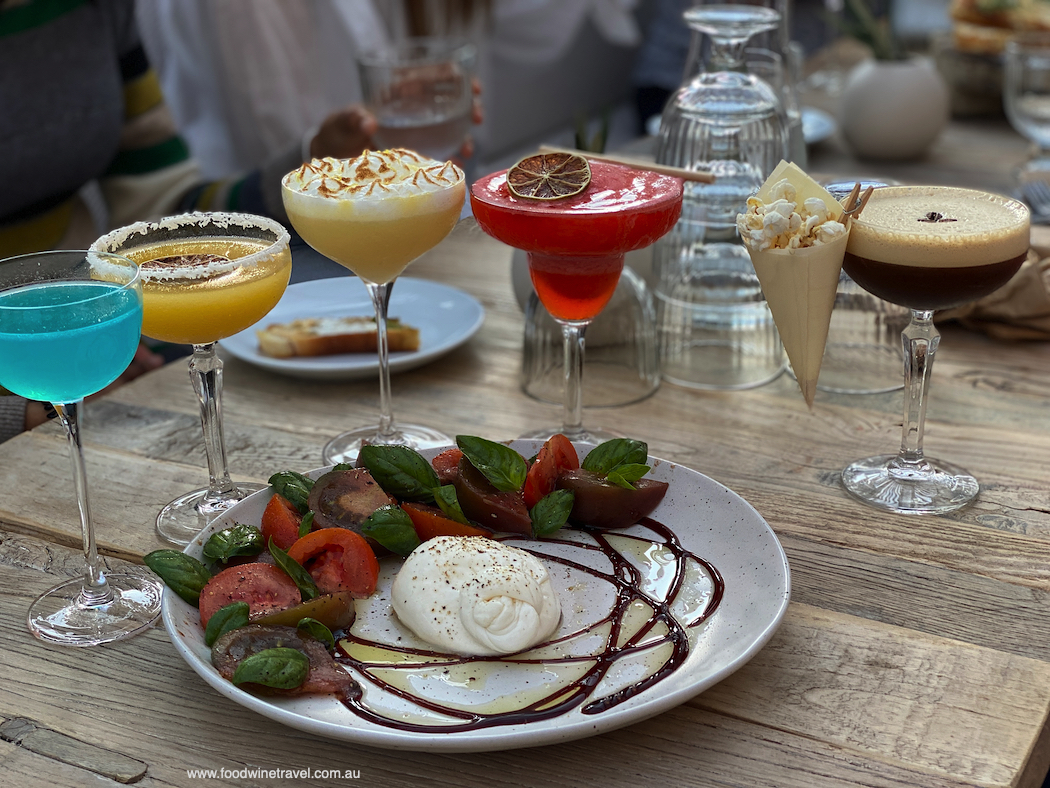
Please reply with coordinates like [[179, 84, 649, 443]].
[[737, 179, 847, 251]]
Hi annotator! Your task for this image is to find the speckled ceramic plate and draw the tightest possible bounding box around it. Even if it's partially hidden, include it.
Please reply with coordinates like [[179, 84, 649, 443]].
[[161, 440, 790, 752]]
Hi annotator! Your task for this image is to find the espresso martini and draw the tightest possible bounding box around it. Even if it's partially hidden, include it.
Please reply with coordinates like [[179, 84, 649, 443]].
[[840, 185, 1030, 515]]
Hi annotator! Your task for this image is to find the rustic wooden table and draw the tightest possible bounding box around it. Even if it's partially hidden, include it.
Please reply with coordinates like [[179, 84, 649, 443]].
[[3, 118, 1050, 787]]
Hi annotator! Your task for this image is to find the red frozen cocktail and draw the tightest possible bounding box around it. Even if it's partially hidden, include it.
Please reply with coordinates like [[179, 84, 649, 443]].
[[470, 161, 683, 321], [470, 157, 683, 441]]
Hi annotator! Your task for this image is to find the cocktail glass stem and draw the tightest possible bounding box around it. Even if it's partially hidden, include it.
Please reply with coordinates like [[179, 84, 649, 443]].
[[156, 342, 264, 544], [27, 400, 162, 645], [57, 401, 109, 598], [840, 309, 979, 515], [897, 309, 938, 468], [189, 342, 239, 504], [367, 280, 400, 443], [558, 320, 590, 442]]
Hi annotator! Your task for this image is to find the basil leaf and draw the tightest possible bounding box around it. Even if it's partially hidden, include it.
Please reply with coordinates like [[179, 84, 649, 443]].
[[298, 511, 314, 539], [581, 438, 648, 476], [358, 445, 439, 501], [361, 505, 421, 557], [268, 471, 314, 514], [143, 549, 212, 606], [202, 523, 264, 565], [332, 463, 355, 471], [231, 647, 309, 689], [433, 484, 470, 525], [530, 489, 575, 537], [297, 617, 335, 652], [456, 435, 527, 492], [606, 463, 651, 490], [268, 538, 319, 601], [204, 601, 250, 646]]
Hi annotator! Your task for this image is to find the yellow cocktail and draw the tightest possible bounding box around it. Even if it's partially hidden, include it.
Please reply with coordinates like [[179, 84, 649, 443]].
[[282, 150, 465, 462], [92, 213, 291, 544], [121, 236, 291, 344]]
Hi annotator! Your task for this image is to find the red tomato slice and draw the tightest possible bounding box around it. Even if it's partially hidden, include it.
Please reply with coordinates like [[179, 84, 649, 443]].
[[402, 502, 492, 541], [523, 433, 580, 509], [432, 448, 464, 484], [198, 563, 301, 628], [287, 528, 379, 597], [261, 493, 303, 551]]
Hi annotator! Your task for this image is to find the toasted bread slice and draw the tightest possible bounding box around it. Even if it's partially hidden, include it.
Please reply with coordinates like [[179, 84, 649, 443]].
[[256, 316, 420, 358]]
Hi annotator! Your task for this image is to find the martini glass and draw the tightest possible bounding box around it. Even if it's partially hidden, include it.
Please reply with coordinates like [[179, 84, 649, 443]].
[[92, 213, 292, 544], [282, 150, 465, 464], [841, 186, 1030, 514], [0, 250, 162, 645], [470, 159, 683, 442]]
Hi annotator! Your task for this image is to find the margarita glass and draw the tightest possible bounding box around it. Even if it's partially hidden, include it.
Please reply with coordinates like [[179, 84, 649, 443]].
[[92, 213, 291, 544], [282, 150, 465, 464], [470, 160, 683, 441], [841, 186, 1030, 514], [0, 250, 162, 645]]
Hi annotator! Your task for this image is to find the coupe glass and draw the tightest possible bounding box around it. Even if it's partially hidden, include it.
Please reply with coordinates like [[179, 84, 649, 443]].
[[840, 186, 1030, 514], [0, 250, 162, 645], [471, 159, 683, 442], [92, 213, 292, 544], [282, 151, 465, 464]]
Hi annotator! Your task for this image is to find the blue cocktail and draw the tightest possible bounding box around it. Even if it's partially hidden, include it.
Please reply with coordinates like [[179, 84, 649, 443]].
[[0, 251, 162, 646]]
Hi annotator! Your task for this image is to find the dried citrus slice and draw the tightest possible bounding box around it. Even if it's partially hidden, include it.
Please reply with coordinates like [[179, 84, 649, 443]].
[[507, 153, 591, 201]]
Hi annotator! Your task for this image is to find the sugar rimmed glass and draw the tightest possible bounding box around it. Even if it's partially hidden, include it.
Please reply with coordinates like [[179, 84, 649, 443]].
[[92, 213, 292, 544], [0, 250, 162, 645]]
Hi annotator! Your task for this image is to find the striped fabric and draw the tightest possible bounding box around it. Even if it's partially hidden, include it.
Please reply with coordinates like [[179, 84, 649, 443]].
[[0, 0, 282, 258]]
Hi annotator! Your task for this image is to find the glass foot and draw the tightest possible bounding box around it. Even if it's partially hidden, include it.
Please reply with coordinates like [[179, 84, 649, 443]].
[[28, 572, 162, 646], [517, 425, 621, 444], [322, 423, 453, 465], [156, 483, 267, 546], [841, 453, 979, 515]]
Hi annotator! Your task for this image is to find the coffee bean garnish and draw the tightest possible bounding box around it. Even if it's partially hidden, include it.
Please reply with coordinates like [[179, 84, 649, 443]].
[[918, 212, 957, 223]]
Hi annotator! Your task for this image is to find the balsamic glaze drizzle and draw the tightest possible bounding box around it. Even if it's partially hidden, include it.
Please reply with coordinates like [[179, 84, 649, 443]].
[[334, 518, 724, 732]]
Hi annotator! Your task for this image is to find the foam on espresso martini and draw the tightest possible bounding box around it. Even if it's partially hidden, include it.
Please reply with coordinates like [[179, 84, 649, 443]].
[[844, 186, 1030, 311]]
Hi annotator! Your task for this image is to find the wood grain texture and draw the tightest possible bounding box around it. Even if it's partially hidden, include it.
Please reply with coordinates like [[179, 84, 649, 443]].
[[4, 123, 1050, 785]]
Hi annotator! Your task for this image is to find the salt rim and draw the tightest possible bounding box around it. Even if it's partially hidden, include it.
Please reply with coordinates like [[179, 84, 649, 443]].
[[282, 150, 464, 201], [89, 212, 291, 282]]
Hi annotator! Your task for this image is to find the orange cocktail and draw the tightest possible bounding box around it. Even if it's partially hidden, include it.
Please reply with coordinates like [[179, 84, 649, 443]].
[[470, 158, 682, 440]]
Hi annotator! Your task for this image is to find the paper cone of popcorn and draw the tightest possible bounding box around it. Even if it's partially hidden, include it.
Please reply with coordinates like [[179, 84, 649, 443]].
[[738, 161, 850, 408]]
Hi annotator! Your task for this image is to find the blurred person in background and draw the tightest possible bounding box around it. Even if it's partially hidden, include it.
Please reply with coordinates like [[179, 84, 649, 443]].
[[0, 0, 380, 441]]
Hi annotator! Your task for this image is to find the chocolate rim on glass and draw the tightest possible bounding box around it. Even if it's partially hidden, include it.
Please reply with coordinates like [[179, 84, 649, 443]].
[[92, 213, 292, 544], [840, 186, 1030, 514]]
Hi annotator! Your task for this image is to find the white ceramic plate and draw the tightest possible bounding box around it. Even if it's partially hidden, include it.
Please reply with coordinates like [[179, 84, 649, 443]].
[[218, 277, 484, 381], [161, 441, 790, 752], [802, 106, 836, 145]]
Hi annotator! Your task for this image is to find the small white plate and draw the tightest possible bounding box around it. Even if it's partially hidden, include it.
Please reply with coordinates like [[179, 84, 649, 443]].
[[218, 277, 484, 381], [802, 106, 836, 145], [161, 441, 791, 752]]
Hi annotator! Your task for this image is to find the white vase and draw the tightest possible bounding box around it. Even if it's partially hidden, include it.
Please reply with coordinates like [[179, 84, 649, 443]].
[[838, 56, 950, 161]]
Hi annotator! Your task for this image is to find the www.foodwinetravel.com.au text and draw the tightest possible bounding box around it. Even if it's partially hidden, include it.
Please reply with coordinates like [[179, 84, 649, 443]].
[[186, 767, 361, 780]]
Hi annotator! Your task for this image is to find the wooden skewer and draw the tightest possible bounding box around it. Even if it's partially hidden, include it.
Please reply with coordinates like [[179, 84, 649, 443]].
[[537, 145, 715, 183]]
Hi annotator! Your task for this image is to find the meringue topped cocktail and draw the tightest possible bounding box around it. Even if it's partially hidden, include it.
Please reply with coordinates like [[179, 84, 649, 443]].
[[840, 186, 1030, 514], [282, 150, 465, 463], [471, 155, 683, 441], [92, 213, 292, 544]]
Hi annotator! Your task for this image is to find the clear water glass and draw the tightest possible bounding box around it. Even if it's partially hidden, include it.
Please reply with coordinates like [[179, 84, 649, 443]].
[[1004, 33, 1050, 218], [652, 0, 789, 389]]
